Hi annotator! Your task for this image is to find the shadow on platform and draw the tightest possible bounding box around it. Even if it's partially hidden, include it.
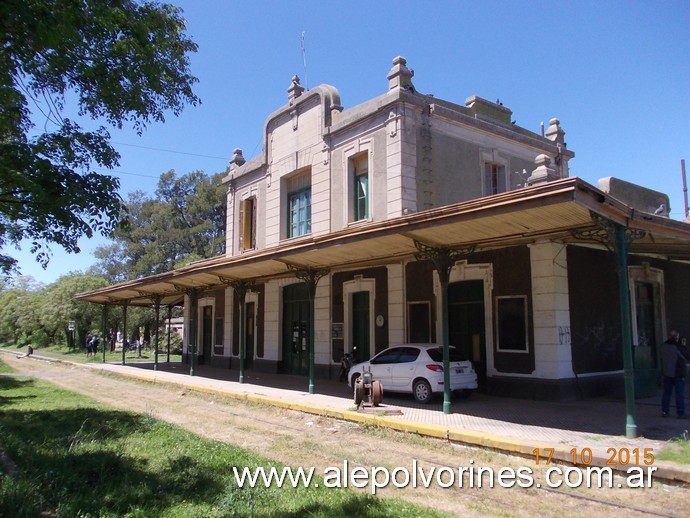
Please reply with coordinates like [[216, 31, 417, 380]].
[[124, 361, 689, 441]]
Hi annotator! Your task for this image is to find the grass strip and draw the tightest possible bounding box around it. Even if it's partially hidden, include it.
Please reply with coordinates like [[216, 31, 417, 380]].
[[0, 359, 448, 517]]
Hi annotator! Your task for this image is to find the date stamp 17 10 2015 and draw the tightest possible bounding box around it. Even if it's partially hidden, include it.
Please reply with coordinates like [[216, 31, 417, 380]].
[[532, 447, 654, 466]]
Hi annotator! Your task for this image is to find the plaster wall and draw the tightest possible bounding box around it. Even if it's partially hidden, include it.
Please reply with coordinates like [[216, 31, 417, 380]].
[[262, 97, 329, 246], [529, 242, 574, 379], [418, 123, 545, 209]]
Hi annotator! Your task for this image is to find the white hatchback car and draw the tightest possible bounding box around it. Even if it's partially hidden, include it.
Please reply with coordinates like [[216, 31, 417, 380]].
[[347, 344, 478, 404]]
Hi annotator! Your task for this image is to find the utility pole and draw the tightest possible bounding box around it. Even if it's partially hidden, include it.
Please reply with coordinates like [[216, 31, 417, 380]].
[[682, 159, 688, 219]]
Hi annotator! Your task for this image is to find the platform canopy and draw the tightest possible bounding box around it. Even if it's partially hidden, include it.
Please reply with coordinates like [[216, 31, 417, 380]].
[[76, 177, 690, 307]]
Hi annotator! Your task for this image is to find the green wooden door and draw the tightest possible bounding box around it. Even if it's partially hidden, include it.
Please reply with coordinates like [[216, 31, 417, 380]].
[[352, 291, 371, 361], [282, 284, 310, 375], [448, 280, 486, 387]]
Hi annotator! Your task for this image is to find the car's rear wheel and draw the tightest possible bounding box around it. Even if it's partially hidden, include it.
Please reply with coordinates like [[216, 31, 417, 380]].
[[413, 379, 432, 404]]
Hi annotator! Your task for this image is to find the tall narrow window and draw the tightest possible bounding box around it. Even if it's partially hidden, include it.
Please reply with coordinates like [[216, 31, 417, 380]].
[[354, 154, 369, 221], [288, 189, 311, 237], [238, 197, 256, 251], [484, 163, 506, 195], [286, 173, 311, 241]]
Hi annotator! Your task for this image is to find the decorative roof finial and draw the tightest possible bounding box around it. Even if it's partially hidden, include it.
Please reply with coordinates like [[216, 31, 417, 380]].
[[288, 75, 305, 102], [387, 56, 415, 92]]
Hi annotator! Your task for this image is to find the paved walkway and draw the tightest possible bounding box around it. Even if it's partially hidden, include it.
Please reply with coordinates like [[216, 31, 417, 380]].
[[12, 352, 690, 483]]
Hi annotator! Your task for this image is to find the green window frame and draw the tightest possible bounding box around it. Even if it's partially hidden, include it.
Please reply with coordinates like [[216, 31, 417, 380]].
[[354, 154, 369, 221], [288, 187, 311, 238]]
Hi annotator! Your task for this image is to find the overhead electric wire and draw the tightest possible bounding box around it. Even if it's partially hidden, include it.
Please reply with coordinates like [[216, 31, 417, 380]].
[[111, 141, 228, 161]]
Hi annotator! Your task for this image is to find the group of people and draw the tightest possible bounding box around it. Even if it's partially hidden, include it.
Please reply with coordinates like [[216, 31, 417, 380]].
[[85, 334, 100, 357], [661, 330, 690, 419]]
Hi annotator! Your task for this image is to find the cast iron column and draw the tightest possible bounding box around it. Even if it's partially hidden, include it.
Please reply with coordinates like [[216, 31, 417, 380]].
[[288, 266, 329, 395], [415, 241, 475, 415], [187, 288, 198, 376], [575, 213, 644, 438], [121, 301, 129, 366], [615, 224, 641, 438], [101, 304, 108, 363], [228, 280, 254, 384], [166, 304, 173, 363], [153, 295, 161, 372]]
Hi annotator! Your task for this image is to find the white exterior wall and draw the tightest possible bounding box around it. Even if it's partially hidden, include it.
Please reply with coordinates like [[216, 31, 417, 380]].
[[311, 154, 331, 236], [225, 189, 235, 256], [263, 99, 330, 247], [386, 106, 418, 217], [387, 263, 405, 345], [263, 280, 283, 362], [529, 241, 574, 378], [314, 276, 331, 365], [263, 168, 281, 248]]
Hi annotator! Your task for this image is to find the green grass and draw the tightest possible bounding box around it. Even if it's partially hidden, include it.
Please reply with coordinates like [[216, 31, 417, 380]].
[[657, 430, 690, 465], [0, 360, 448, 517]]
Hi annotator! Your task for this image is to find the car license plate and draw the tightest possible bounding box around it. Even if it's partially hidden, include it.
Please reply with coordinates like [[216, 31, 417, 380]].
[[455, 368, 465, 374]]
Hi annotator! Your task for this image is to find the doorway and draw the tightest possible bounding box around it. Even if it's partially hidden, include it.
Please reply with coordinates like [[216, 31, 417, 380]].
[[634, 281, 658, 366], [352, 291, 371, 361], [245, 301, 255, 369], [633, 281, 660, 398], [201, 305, 213, 364], [448, 280, 486, 387], [282, 283, 310, 375]]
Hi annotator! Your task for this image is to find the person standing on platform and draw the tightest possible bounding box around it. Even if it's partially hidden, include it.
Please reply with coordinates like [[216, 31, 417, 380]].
[[661, 330, 690, 418]]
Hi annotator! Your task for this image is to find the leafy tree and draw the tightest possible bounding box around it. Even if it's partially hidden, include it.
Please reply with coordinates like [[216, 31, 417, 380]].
[[91, 169, 226, 281], [0, 275, 45, 346], [40, 273, 109, 348], [0, 287, 27, 344], [0, 0, 199, 276], [0, 273, 173, 350]]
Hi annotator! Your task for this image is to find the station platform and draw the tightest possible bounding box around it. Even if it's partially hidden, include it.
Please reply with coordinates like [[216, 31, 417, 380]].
[[73, 358, 690, 484]]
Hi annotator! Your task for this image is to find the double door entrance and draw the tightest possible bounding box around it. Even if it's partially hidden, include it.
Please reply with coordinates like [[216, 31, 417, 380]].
[[282, 284, 310, 375], [448, 280, 487, 387]]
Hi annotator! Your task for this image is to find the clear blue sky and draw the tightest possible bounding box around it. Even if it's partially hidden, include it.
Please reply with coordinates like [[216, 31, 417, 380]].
[[9, 0, 690, 285]]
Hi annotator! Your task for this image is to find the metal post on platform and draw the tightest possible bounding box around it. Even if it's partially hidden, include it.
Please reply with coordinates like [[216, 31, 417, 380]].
[[187, 289, 198, 376], [414, 241, 474, 415], [224, 279, 255, 384], [166, 304, 173, 363], [121, 301, 129, 366], [237, 283, 247, 384], [101, 304, 108, 364], [287, 266, 329, 395], [573, 212, 644, 438], [153, 296, 161, 372], [615, 224, 638, 439]]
